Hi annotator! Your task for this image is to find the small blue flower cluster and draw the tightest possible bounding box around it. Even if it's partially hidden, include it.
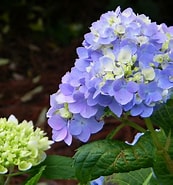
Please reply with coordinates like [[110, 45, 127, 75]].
[[47, 7, 173, 145]]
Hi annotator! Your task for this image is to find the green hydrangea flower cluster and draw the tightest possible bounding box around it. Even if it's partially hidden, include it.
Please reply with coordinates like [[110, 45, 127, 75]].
[[0, 115, 53, 174]]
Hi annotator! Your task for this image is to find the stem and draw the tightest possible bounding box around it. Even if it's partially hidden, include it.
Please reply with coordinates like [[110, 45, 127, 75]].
[[106, 114, 146, 139], [123, 118, 146, 133], [145, 118, 162, 150], [5, 170, 27, 177], [0, 175, 4, 185], [165, 131, 171, 151], [145, 118, 173, 175], [107, 122, 126, 139], [4, 166, 14, 185]]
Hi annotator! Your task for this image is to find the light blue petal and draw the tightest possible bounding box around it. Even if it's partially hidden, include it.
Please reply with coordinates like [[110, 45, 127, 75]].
[[90, 176, 104, 185], [114, 88, 133, 105]]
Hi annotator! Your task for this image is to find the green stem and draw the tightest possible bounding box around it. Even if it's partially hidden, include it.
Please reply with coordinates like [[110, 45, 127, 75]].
[[107, 122, 126, 139], [0, 175, 4, 185], [145, 118, 162, 150], [5, 170, 27, 177], [123, 118, 146, 133], [145, 118, 173, 175], [107, 114, 146, 139], [4, 166, 14, 185]]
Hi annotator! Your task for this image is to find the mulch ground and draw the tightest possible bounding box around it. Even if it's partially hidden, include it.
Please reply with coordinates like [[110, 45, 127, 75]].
[[0, 37, 144, 184]]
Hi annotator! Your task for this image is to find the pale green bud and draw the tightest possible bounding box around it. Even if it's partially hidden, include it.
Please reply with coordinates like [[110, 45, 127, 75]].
[[153, 54, 164, 63], [162, 34, 171, 51], [132, 54, 137, 63], [136, 36, 149, 45], [108, 15, 121, 26], [162, 41, 169, 51], [142, 67, 155, 81], [104, 71, 115, 80], [117, 47, 132, 64], [130, 71, 143, 82], [0, 115, 53, 174], [58, 103, 72, 119], [115, 24, 125, 34], [137, 14, 151, 24]]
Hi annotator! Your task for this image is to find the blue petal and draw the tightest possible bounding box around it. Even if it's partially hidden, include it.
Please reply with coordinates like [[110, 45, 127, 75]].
[[81, 104, 98, 118], [76, 47, 88, 58], [75, 58, 91, 71], [130, 104, 143, 116], [109, 99, 122, 117], [90, 176, 104, 185], [113, 79, 123, 91], [114, 88, 133, 105], [97, 94, 113, 106], [140, 106, 153, 117], [127, 81, 139, 93], [48, 115, 66, 130], [87, 117, 104, 134], [69, 121, 82, 135], [52, 127, 68, 142], [158, 76, 173, 89], [64, 130, 72, 146], [59, 83, 74, 96], [76, 126, 91, 142]]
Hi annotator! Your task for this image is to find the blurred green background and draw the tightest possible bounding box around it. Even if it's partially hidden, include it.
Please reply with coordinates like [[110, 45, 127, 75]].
[[0, 0, 172, 46]]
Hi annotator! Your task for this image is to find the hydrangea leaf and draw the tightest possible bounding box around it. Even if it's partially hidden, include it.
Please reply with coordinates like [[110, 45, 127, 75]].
[[104, 168, 160, 185], [31, 155, 76, 180], [153, 151, 173, 185], [73, 132, 155, 184], [24, 165, 46, 185], [152, 131, 173, 185], [151, 100, 173, 135]]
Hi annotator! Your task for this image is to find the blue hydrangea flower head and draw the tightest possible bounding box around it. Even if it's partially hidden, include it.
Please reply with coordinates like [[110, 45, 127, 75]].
[[47, 6, 173, 144]]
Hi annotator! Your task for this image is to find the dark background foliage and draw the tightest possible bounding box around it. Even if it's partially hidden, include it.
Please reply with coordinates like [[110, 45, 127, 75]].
[[0, 1, 172, 184], [0, 0, 173, 45]]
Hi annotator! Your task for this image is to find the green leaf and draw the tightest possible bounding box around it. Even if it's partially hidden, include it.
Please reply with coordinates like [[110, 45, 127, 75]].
[[150, 100, 173, 184], [152, 150, 173, 185], [152, 133, 173, 185], [105, 168, 160, 185], [73, 132, 155, 184], [37, 155, 76, 180], [151, 100, 173, 135], [24, 165, 46, 185]]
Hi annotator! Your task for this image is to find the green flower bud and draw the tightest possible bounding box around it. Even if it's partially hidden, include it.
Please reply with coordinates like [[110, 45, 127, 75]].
[[142, 67, 155, 81], [0, 115, 53, 174]]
